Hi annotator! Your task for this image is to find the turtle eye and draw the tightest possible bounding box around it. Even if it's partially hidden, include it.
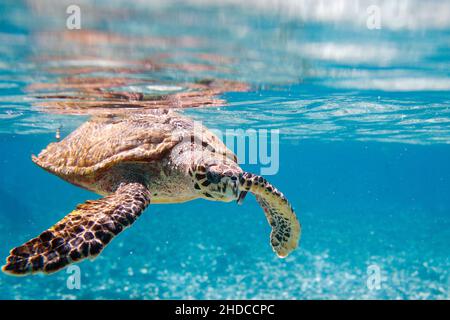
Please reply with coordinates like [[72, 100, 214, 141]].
[[206, 170, 221, 184]]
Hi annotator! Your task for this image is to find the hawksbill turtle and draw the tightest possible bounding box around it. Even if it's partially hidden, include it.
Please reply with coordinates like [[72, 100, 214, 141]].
[[2, 110, 300, 275]]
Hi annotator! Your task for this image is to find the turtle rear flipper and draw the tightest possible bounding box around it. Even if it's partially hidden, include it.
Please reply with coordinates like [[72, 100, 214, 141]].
[[2, 182, 150, 275], [240, 172, 300, 258]]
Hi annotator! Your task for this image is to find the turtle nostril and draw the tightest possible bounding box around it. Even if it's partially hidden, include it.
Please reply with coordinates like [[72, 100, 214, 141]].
[[230, 176, 237, 181]]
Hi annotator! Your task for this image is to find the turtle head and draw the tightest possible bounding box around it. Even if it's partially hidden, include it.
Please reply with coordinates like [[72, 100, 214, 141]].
[[191, 158, 243, 202]]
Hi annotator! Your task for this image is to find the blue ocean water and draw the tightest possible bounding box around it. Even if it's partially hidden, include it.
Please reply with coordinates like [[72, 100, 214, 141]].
[[0, 0, 449, 299]]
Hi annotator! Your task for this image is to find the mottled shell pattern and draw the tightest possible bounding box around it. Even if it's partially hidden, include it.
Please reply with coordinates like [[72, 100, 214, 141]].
[[32, 109, 235, 180]]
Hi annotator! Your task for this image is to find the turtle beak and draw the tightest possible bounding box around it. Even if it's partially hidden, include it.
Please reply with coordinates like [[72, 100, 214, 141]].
[[230, 179, 246, 204], [236, 191, 248, 205], [231, 180, 239, 199], [235, 172, 248, 205]]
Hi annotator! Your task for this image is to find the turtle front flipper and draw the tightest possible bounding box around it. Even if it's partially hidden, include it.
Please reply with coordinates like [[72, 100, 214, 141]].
[[2, 182, 151, 275], [240, 172, 301, 258]]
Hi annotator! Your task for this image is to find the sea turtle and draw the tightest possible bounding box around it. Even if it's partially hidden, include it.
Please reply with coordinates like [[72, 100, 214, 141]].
[[2, 110, 300, 275]]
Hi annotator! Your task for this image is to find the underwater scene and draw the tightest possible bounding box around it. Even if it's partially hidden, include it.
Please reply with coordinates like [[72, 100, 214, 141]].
[[0, 0, 449, 299]]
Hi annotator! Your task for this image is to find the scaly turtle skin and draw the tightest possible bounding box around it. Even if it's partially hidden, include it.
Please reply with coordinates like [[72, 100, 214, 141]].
[[2, 110, 300, 275]]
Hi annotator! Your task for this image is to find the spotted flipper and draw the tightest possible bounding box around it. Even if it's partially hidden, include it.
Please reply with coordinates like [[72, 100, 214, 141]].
[[2, 182, 150, 275], [240, 172, 300, 258]]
